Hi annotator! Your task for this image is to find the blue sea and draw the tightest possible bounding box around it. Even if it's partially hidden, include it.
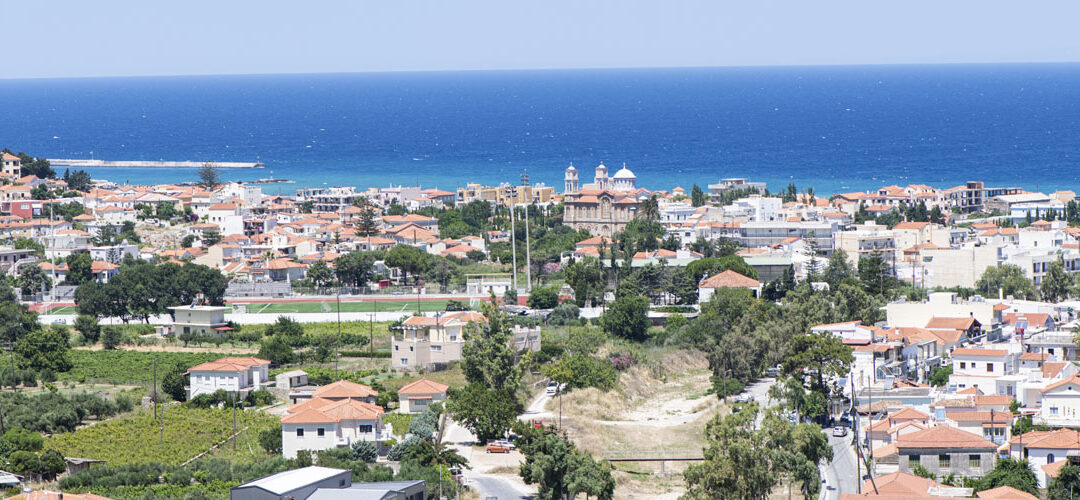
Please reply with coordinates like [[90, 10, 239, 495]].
[[3, 64, 1080, 197]]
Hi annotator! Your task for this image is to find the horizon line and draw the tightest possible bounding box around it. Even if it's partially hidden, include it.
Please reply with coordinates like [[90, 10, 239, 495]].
[[4, 59, 1080, 82]]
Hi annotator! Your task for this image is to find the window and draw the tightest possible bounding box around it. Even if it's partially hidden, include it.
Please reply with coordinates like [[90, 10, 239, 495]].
[[909, 454, 920, 466], [296, 428, 304, 437], [409, 346, 414, 352], [431, 345, 442, 352], [938, 454, 950, 469], [358, 425, 373, 433], [986, 363, 994, 373], [969, 454, 981, 468], [960, 362, 966, 369], [1048, 453, 1056, 464], [1051, 407, 1060, 416], [395, 345, 399, 351], [401, 358, 408, 366], [317, 428, 325, 437]]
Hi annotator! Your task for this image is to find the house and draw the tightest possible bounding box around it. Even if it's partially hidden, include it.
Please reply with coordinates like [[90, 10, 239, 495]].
[[391, 311, 488, 371], [186, 357, 270, 399], [896, 425, 998, 478], [1008, 429, 1080, 487], [280, 399, 386, 459], [1037, 375, 1080, 427], [697, 270, 761, 302], [162, 305, 230, 337], [1, 153, 20, 177], [397, 379, 449, 414], [230, 467, 425, 500], [948, 347, 1015, 395]]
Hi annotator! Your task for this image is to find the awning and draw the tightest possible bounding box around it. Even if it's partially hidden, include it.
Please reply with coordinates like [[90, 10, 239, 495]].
[[214, 326, 234, 331]]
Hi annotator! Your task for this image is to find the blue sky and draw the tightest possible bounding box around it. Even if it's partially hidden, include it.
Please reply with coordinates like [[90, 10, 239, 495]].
[[3, 0, 1080, 79]]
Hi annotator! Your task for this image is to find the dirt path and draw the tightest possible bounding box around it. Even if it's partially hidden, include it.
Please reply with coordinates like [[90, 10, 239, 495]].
[[74, 344, 259, 354]]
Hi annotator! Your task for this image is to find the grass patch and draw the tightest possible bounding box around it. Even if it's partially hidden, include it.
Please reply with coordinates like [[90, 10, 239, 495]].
[[382, 413, 416, 438], [59, 350, 233, 385], [45, 406, 279, 465]]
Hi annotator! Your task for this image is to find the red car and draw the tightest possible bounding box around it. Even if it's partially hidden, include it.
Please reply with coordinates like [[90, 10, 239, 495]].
[[486, 441, 511, 453]]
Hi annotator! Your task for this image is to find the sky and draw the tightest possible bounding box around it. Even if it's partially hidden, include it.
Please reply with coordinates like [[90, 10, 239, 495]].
[[2, 1, 1080, 79]]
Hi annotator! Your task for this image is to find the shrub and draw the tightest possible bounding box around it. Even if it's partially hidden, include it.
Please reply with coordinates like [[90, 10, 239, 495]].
[[387, 436, 421, 461], [527, 286, 559, 309], [259, 425, 282, 454], [546, 303, 579, 326], [350, 440, 378, 463]]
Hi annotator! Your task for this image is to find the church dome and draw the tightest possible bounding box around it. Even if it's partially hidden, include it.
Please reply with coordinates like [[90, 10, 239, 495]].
[[613, 164, 636, 179]]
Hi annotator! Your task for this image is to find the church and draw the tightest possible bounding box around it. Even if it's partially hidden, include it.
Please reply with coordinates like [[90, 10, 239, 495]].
[[562, 162, 644, 237]]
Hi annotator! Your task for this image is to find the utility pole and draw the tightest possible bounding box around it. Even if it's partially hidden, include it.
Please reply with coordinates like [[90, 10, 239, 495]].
[[232, 394, 238, 451], [851, 371, 859, 494], [335, 286, 341, 379], [510, 189, 518, 292], [522, 173, 532, 291], [153, 356, 158, 420]]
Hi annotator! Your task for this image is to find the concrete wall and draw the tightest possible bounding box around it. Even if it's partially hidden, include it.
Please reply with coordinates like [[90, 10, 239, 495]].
[[900, 450, 995, 478]]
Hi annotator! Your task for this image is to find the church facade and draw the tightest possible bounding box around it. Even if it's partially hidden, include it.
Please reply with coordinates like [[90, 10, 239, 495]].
[[562, 162, 643, 237]]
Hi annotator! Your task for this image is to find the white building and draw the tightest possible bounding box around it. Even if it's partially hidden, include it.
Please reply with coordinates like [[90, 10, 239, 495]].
[[185, 357, 270, 399], [948, 347, 1017, 395], [281, 398, 386, 459], [164, 305, 230, 337], [396, 378, 449, 414]]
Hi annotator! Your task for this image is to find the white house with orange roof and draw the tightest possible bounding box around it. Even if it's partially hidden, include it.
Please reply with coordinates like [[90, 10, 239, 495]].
[[397, 378, 449, 413], [391, 311, 488, 371], [1, 153, 21, 177], [206, 202, 244, 236], [1008, 428, 1080, 487], [281, 398, 386, 458], [308, 380, 379, 405], [1037, 375, 1080, 428], [185, 356, 270, 399], [697, 270, 761, 302]]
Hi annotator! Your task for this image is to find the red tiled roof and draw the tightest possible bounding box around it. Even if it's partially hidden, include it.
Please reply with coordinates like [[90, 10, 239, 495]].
[[699, 270, 759, 289]]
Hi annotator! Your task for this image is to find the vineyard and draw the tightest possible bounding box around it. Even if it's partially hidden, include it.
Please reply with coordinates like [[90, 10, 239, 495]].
[[45, 406, 279, 465], [58, 350, 233, 385]]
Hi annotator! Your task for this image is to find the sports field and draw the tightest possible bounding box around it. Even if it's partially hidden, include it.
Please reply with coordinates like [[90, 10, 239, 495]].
[[231, 299, 453, 314]]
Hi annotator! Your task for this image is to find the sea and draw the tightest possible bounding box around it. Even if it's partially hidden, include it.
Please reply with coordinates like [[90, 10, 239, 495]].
[[3, 63, 1080, 197]]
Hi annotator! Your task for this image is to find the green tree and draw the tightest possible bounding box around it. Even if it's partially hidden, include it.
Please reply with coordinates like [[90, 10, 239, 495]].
[[976, 264, 1038, 300], [686, 256, 758, 283], [16, 264, 50, 296], [258, 424, 283, 454], [928, 365, 952, 387], [197, 162, 221, 190], [65, 252, 93, 286], [102, 326, 122, 350], [601, 295, 650, 342], [6, 450, 41, 476], [978, 458, 1039, 495], [73, 314, 101, 344], [13, 238, 44, 256], [350, 440, 378, 463], [460, 303, 520, 393], [683, 403, 780, 500], [691, 184, 707, 207], [782, 331, 853, 393], [4, 428, 43, 452], [1048, 464, 1080, 500], [201, 228, 222, 246], [65, 170, 93, 192], [526, 286, 559, 309], [565, 257, 603, 307], [161, 363, 187, 402], [334, 251, 375, 287], [822, 249, 856, 289], [354, 197, 380, 237], [446, 382, 518, 442], [306, 260, 334, 288], [1041, 258, 1072, 303], [385, 245, 429, 285], [15, 326, 72, 373], [857, 252, 895, 297], [518, 430, 578, 500], [259, 335, 296, 365], [9, 151, 54, 179]]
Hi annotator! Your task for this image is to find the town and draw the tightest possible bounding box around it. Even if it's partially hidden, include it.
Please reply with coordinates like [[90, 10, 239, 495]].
[[3, 150, 1080, 500]]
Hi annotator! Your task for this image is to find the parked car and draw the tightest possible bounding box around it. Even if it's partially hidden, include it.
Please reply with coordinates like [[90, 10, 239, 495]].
[[832, 426, 848, 437], [485, 441, 511, 453], [532, 418, 543, 429], [495, 439, 516, 451], [545, 381, 558, 395]]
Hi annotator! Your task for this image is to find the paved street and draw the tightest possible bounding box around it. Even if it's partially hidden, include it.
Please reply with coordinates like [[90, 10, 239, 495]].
[[468, 475, 534, 500], [822, 434, 860, 500]]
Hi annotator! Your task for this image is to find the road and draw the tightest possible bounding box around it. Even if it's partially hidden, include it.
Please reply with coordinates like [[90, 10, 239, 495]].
[[822, 434, 859, 500], [468, 475, 534, 500]]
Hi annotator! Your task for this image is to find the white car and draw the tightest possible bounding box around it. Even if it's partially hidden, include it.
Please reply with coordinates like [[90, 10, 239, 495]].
[[832, 426, 848, 437], [545, 382, 558, 395]]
